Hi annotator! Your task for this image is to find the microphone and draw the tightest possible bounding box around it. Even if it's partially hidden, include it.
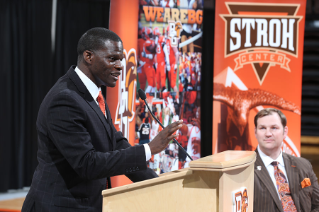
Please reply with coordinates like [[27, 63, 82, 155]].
[[138, 88, 147, 101], [138, 89, 193, 161]]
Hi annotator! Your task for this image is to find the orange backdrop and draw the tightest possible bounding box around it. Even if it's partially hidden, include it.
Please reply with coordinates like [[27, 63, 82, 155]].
[[108, 0, 139, 187], [213, 0, 306, 156]]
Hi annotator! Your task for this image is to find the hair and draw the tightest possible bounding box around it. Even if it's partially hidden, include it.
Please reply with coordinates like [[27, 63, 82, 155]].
[[254, 108, 287, 128], [77, 27, 122, 63]]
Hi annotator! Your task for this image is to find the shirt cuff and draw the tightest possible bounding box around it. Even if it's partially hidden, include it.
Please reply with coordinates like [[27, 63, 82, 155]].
[[143, 144, 152, 161]]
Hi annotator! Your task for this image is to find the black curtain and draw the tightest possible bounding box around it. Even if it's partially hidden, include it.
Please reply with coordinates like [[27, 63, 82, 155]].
[[53, 0, 110, 78], [0, 0, 53, 192], [0, 0, 110, 192], [200, 5, 215, 157]]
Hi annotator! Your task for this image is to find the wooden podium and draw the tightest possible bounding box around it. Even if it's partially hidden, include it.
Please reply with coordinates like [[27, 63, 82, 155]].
[[102, 150, 256, 212]]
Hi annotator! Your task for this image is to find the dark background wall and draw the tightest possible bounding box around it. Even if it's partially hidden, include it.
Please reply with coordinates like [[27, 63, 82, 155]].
[[302, 0, 319, 136], [0, 0, 110, 192], [300, 0, 319, 180]]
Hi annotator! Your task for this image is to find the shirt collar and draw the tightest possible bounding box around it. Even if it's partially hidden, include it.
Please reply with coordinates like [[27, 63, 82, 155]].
[[258, 145, 285, 167], [74, 66, 100, 101]]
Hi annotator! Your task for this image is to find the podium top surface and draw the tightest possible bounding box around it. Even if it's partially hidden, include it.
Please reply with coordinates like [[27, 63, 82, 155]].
[[189, 150, 256, 169]]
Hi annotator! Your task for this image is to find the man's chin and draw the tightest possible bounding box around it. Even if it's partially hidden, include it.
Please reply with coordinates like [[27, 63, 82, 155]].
[[106, 82, 117, 88], [103, 80, 117, 87], [260, 144, 271, 150]]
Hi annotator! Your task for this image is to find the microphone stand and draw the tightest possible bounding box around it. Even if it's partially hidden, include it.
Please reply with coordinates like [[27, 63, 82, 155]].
[[143, 99, 193, 161]]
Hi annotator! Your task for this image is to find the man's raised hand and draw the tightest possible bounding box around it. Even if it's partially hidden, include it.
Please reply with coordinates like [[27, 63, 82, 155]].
[[148, 120, 183, 155]]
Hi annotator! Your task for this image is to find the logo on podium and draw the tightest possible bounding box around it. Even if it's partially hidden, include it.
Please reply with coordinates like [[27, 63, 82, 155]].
[[232, 187, 249, 212]]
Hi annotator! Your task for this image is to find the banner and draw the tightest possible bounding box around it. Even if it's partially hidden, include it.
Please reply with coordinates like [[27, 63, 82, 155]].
[[213, 0, 306, 156], [108, 0, 139, 187], [136, 0, 203, 173]]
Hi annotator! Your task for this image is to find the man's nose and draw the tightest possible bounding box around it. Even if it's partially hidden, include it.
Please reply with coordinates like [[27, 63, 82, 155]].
[[115, 60, 123, 70], [265, 128, 272, 136]]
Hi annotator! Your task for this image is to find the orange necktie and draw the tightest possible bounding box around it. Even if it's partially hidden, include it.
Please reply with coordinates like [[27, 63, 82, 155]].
[[97, 91, 106, 116], [271, 161, 297, 212]]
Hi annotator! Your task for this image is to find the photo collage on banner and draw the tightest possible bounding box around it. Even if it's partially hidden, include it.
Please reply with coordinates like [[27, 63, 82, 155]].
[[135, 0, 203, 174]]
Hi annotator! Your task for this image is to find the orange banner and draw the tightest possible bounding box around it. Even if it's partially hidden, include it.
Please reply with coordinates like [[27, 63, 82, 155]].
[[108, 0, 139, 187], [213, 0, 306, 156]]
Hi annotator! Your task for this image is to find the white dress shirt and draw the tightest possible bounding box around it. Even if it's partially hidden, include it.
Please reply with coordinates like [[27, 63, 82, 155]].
[[258, 145, 289, 199], [74, 67, 151, 161]]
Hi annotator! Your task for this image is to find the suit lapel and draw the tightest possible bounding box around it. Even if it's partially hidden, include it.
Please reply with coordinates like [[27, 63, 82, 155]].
[[255, 150, 284, 212], [87, 99, 112, 142], [67, 67, 113, 142], [283, 153, 301, 212], [104, 102, 116, 150]]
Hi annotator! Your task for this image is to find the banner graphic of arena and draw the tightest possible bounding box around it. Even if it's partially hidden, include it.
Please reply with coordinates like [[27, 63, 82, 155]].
[[136, 0, 203, 174], [213, 0, 306, 156]]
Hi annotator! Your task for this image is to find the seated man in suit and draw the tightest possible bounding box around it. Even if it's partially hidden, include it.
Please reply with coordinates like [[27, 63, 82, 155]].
[[22, 27, 183, 212], [254, 108, 319, 212]]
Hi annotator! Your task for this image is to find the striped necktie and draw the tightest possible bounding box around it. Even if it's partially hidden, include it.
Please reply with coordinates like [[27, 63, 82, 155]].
[[97, 91, 106, 116]]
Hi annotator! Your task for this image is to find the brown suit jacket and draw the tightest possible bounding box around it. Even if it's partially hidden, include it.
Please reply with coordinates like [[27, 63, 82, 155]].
[[254, 149, 319, 212]]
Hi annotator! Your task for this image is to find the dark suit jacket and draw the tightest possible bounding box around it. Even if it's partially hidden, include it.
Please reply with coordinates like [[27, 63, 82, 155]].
[[22, 66, 157, 212], [254, 149, 319, 212]]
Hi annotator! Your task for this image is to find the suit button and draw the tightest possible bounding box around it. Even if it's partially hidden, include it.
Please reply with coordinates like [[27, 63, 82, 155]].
[[132, 167, 135, 172], [136, 167, 139, 171]]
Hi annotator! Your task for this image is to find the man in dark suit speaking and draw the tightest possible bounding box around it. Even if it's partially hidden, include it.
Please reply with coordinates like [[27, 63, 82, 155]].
[[22, 27, 183, 212], [254, 108, 319, 212]]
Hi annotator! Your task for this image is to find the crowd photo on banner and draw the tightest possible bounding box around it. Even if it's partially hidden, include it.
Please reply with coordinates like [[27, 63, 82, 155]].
[[135, 0, 203, 173]]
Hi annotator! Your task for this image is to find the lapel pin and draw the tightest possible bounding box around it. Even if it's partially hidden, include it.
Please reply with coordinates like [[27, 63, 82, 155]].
[[257, 166, 262, 170], [291, 165, 296, 167]]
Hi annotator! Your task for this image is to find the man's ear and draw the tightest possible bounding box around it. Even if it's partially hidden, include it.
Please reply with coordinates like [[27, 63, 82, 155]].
[[254, 127, 257, 138], [83, 50, 93, 64], [283, 126, 288, 138]]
